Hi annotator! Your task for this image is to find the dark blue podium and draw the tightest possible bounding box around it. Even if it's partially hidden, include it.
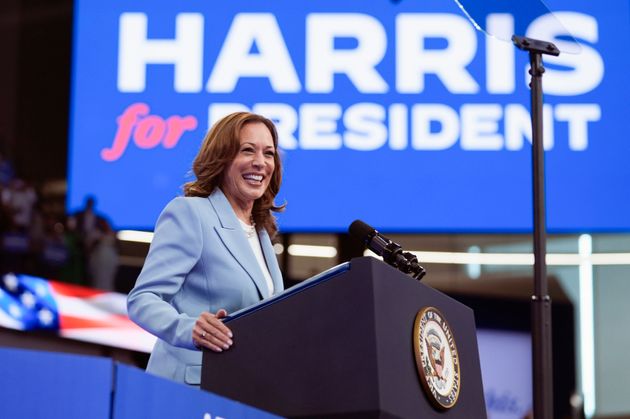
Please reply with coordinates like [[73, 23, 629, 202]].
[[202, 257, 487, 418]]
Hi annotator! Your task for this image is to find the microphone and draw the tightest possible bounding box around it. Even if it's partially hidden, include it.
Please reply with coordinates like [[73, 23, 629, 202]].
[[348, 220, 426, 280]]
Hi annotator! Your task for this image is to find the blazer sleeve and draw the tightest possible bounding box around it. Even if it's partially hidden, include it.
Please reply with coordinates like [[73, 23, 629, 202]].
[[127, 197, 202, 350]]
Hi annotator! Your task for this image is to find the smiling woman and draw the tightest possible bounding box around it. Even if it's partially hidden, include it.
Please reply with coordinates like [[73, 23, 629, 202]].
[[126, 112, 285, 385], [221, 122, 276, 223], [184, 112, 284, 236]]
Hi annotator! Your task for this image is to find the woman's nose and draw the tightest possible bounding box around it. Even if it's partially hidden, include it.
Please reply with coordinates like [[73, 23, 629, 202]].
[[252, 151, 265, 167]]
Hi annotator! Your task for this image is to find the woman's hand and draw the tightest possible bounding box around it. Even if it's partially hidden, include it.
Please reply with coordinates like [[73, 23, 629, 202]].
[[193, 309, 233, 352]]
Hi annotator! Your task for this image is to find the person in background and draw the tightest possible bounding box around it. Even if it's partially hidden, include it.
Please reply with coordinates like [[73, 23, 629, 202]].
[[127, 112, 285, 386], [73, 196, 102, 253], [4, 179, 37, 233], [0, 152, 15, 187], [58, 216, 87, 286], [0, 179, 37, 273], [88, 217, 119, 291], [70, 195, 108, 285]]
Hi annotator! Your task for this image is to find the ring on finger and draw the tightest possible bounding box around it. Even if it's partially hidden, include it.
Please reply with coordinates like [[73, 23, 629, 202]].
[[202, 331, 206, 338]]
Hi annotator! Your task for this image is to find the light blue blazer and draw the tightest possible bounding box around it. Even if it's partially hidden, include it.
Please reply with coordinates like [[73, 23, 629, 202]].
[[127, 188, 284, 385]]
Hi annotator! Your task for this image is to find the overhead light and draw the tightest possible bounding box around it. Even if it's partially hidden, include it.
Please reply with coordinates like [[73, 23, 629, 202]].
[[466, 246, 481, 279], [117, 230, 154, 243], [362, 249, 630, 266], [273, 243, 285, 255], [590, 253, 630, 265], [578, 234, 595, 418], [288, 244, 337, 258]]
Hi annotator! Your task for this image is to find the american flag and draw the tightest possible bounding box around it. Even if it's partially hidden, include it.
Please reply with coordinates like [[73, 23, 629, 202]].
[[0, 273, 155, 353]]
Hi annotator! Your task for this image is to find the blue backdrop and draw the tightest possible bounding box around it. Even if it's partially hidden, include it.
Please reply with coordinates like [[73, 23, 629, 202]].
[[67, 0, 630, 232]]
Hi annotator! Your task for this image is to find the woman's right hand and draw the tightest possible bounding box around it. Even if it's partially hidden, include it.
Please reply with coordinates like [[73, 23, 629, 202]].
[[193, 309, 233, 352]]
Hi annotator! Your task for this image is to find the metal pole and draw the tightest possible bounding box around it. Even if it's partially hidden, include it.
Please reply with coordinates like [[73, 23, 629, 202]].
[[528, 50, 554, 419]]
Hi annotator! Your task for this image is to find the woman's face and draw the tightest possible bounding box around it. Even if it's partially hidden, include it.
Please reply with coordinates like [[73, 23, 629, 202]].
[[222, 122, 276, 209]]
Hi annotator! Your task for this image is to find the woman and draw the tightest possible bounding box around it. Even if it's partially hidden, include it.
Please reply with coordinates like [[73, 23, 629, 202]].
[[127, 112, 285, 385]]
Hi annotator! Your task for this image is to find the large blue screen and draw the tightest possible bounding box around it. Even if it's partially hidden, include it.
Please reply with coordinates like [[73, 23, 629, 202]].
[[68, 0, 630, 232]]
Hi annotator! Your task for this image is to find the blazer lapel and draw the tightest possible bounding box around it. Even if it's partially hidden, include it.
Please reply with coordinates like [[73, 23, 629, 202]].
[[259, 228, 283, 295], [208, 189, 270, 300]]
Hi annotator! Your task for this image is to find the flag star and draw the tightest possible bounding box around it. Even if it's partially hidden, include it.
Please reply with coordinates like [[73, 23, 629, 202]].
[[3, 273, 18, 292], [21, 291, 36, 309], [38, 308, 54, 326], [34, 283, 48, 297], [9, 303, 22, 318]]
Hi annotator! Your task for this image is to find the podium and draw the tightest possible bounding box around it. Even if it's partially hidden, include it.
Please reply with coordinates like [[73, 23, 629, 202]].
[[201, 257, 486, 418]]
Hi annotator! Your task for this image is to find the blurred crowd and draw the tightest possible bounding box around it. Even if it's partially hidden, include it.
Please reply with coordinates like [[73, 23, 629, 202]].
[[0, 153, 119, 291]]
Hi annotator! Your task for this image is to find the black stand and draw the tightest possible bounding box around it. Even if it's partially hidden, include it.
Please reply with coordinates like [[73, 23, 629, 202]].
[[512, 35, 559, 419]]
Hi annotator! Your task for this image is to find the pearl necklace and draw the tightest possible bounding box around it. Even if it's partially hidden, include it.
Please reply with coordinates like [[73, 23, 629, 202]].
[[244, 223, 256, 238], [239, 217, 256, 238]]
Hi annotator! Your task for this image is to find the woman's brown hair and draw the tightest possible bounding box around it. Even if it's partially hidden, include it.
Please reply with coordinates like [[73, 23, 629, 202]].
[[183, 112, 284, 237]]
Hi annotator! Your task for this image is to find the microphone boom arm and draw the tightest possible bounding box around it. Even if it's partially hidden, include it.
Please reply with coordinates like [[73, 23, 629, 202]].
[[364, 229, 426, 280]]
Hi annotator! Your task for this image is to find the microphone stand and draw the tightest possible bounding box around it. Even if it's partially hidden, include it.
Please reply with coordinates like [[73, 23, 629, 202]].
[[370, 233, 427, 280], [512, 35, 558, 419]]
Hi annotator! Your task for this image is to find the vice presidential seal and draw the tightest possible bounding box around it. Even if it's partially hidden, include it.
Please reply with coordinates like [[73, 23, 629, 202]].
[[413, 306, 461, 409]]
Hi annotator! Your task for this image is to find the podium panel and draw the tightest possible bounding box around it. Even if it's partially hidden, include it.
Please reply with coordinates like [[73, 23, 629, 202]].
[[114, 364, 279, 419], [0, 347, 112, 419], [202, 257, 486, 418]]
